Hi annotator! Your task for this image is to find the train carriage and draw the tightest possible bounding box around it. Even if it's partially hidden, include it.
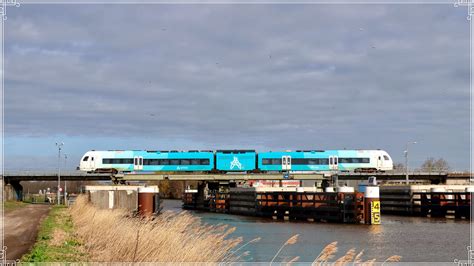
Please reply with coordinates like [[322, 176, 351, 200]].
[[258, 150, 393, 172], [215, 150, 257, 172], [80, 150, 214, 173]]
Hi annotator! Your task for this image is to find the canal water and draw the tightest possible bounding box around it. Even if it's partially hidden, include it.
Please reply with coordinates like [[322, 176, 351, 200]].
[[162, 199, 470, 263]]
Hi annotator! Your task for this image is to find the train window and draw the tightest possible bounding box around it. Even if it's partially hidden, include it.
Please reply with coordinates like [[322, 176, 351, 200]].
[[91, 157, 94, 161], [292, 158, 303, 164], [103, 158, 134, 164], [261, 158, 282, 165], [142, 158, 211, 165], [338, 158, 370, 164], [145, 159, 157, 165], [83, 156, 89, 161], [383, 155, 390, 160], [291, 158, 329, 165]]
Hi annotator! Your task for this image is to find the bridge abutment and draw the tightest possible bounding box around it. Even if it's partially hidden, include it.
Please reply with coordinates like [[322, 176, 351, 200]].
[[4, 180, 23, 201]]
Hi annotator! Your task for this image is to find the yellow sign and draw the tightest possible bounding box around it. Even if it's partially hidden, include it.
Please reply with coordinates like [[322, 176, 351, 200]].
[[371, 200, 381, 225], [371, 200, 380, 212]]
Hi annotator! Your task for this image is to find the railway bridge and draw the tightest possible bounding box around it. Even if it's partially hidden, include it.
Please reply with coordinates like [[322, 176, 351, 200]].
[[2, 171, 470, 201]]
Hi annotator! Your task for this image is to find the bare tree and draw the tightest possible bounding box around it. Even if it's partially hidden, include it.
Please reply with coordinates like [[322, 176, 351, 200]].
[[393, 163, 405, 171], [420, 157, 450, 172]]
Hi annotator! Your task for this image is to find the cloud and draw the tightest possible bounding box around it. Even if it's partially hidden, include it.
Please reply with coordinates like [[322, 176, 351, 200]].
[[3, 4, 470, 170]]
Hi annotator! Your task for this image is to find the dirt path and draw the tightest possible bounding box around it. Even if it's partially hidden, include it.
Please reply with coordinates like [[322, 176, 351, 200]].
[[4, 204, 51, 261]]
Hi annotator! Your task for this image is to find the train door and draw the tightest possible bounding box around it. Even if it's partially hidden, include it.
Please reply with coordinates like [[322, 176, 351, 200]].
[[282, 156, 291, 171], [329, 156, 339, 171], [377, 155, 383, 169], [133, 156, 143, 171], [90, 156, 95, 170]]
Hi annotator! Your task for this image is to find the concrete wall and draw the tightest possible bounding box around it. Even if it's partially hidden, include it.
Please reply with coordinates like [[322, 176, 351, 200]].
[[86, 185, 159, 211]]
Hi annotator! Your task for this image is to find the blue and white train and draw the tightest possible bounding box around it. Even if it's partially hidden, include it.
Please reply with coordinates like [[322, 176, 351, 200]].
[[79, 149, 393, 173]]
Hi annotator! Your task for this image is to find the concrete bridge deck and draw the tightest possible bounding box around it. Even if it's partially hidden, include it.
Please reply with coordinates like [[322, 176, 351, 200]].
[[2, 171, 469, 182], [2, 171, 469, 201]]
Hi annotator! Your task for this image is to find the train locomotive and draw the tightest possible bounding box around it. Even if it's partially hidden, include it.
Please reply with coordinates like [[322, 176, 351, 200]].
[[79, 149, 393, 173]]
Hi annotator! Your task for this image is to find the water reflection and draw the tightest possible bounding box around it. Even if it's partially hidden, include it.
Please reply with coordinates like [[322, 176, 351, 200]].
[[162, 199, 470, 262]]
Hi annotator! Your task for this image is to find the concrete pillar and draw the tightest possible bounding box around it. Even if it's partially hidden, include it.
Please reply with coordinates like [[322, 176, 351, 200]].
[[4, 180, 23, 201]]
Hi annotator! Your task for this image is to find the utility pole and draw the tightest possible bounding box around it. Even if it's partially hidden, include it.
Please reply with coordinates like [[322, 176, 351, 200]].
[[405, 141, 417, 184], [64, 154, 67, 205], [56, 142, 64, 205]]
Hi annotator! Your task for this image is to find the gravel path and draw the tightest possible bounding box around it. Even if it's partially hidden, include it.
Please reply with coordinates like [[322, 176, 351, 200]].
[[5, 204, 51, 261]]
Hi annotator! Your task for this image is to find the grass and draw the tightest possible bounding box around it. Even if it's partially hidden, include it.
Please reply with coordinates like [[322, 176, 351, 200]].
[[69, 195, 242, 262], [21, 205, 88, 263], [4, 200, 29, 212]]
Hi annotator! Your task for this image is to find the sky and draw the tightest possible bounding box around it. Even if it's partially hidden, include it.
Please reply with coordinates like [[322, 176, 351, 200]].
[[2, 3, 471, 171]]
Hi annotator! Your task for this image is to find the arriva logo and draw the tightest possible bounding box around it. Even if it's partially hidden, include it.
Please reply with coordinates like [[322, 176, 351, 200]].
[[230, 156, 242, 170]]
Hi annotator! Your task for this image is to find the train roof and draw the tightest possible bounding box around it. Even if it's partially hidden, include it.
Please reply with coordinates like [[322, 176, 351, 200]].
[[216, 149, 256, 153]]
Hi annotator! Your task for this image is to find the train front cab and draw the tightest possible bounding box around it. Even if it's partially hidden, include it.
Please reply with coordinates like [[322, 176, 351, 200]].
[[375, 150, 393, 171], [79, 151, 98, 172]]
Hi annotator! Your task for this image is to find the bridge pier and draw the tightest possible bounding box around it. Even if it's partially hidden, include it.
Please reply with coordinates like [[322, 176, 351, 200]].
[[4, 180, 23, 201]]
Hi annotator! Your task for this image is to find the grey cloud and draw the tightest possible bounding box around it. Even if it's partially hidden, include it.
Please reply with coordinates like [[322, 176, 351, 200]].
[[4, 4, 471, 170]]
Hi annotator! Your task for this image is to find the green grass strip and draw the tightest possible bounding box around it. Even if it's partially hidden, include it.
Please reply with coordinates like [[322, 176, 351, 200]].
[[21, 205, 88, 263]]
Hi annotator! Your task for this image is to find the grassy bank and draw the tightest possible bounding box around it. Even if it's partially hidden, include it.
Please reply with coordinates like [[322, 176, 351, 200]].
[[4, 200, 29, 212], [21, 205, 88, 262]]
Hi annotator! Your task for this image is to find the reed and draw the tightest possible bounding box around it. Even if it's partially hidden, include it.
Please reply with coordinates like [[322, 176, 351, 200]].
[[270, 234, 299, 264], [383, 255, 402, 264], [69, 195, 242, 262], [223, 236, 261, 261], [313, 242, 401, 265], [313, 241, 338, 263]]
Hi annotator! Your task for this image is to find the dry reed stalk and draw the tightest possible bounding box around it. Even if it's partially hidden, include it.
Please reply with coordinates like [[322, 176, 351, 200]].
[[286, 256, 300, 265], [382, 255, 402, 264], [313, 241, 338, 264], [270, 234, 299, 264], [362, 258, 376, 266], [233, 250, 251, 262], [334, 248, 356, 265], [69, 195, 241, 262], [354, 250, 364, 263], [223, 236, 261, 261]]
